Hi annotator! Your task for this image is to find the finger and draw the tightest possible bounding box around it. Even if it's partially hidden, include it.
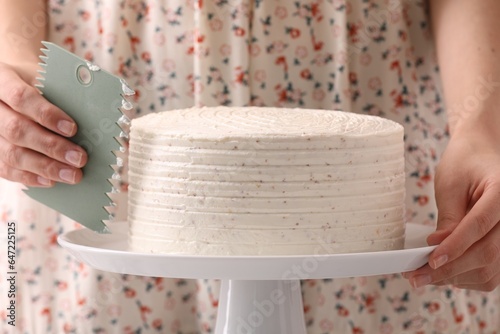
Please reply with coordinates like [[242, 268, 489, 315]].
[[0, 102, 87, 168], [428, 169, 468, 246], [429, 186, 500, 270], [0, 137, 82, 184], [408, 241, 500, 288], [0, 161, 54, 187], [454, 274, 500, 292], [427, 229, 452, 246], [433, 224, 500, 285], [406, 223, 500, 287], [435, 259, 500, 286], [0, 63, 77, 137]]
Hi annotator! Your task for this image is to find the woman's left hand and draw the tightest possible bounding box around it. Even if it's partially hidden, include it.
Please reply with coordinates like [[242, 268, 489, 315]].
[[404, 124, 500, 291]]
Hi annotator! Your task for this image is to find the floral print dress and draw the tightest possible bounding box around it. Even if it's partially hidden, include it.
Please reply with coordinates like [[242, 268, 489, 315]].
[[1, 0, 499, 333]]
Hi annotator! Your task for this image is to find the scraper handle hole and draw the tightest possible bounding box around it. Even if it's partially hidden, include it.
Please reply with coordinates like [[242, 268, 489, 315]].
[[77, 65, 92, 86]]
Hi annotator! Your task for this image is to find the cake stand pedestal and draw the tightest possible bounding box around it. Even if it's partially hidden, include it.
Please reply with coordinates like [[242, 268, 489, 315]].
[[58, 222, 436, 334]]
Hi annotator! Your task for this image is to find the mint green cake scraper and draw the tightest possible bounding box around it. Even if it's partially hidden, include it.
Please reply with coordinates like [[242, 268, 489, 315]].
[[24, 42, 133, 233]]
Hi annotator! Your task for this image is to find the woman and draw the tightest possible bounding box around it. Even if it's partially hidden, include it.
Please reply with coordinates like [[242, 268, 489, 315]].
[[0, 0, 499, 333]]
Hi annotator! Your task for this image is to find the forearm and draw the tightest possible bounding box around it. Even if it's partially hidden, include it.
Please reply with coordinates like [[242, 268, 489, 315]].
[[0, 0, 47, 64], [430, 0, 500, 137]]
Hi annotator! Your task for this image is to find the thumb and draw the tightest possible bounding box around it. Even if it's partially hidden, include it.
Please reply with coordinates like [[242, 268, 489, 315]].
[[428, 176, 468, 246]]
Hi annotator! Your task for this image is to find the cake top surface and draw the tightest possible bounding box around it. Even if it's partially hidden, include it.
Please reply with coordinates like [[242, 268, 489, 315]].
[[131, 107, 403, 139]]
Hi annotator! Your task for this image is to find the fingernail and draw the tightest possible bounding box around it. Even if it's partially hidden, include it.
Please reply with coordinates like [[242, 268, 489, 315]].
[[411, 274, 431, 288], [65, 150, 83, 167], [57, 120, 76, 136], [37, 176, 52, 186], [59, 169, 76, 183], [432, 255, 448, 269]]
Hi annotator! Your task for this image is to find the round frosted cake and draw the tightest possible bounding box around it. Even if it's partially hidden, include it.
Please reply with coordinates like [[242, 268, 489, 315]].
[[128, 107, 405, 255]]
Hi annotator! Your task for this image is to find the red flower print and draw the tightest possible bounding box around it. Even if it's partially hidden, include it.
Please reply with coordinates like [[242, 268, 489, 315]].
[[154, 277, 163, 289], [420, 174, 432, 183], [417, 174, 432, 188], [360, 53, 372, 66], [320, 319, 334, 331], [365, 294, 375, 308], [129, 35, 141, 53], [141, 52, 151, 63], [352, 327, 364, 334], [311, 3, 320, 18], [390, 60, 402, 76], [249, 43, 261, 57], [124, 287, 136, 298], [235, 72, 245, 84], [349, 23, 360, 38], [234, 26, 246, 37], [220, 44, 232, 56], [49, 232, 58, 246], [165, 297, 176, 310], [133, 89, 141, 103], [41, 308, 52, 322], [427, 301, 440, 313], [80, 10, 90, 21], [417, 195, 429, 206], [467, 303, 477, 315], [152, 318, 162, 330], [140, 305, 152, 324], [275, 56, 288, 72], [209, 292, 219, 307], [276, 88, 287, 103], [368, 77, 382, 90], [57, 281, 68, 291], [289, 28, 301, 39], [452, 307, 464, 323], [63, 36, 75, 53], [210, 18, 223, 32], [312, 35, 324, 51], [349, 72, 358, 84], [275, 6, 288, 19], [400, 30, 408, 41], [313, 88, 325, 101], [295, 46, 308, 59], [337, 305, 349, 317], [63, 323, 74, 334], [454, 313, 464, 323], [84, 51, 94, 62], [301, 69, 312, 80]]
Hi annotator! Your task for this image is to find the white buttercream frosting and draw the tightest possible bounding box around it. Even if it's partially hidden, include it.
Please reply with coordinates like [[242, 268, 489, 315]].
[[128, 107, 405, 255]]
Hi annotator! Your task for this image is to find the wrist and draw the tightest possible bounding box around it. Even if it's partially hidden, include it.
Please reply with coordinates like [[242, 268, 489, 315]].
[[451, 109, 500, 142], [448, 92, 500, 138]]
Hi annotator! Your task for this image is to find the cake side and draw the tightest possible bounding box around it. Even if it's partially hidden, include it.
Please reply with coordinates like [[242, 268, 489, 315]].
[[128, 107, 405, 255]]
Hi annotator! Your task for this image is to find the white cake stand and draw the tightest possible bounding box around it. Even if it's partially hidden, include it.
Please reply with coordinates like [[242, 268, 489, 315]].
[[58, 222, 436, 334]]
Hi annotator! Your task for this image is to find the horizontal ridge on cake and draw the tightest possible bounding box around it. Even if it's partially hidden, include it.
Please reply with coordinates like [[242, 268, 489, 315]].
[[128, 107, 405, 255]]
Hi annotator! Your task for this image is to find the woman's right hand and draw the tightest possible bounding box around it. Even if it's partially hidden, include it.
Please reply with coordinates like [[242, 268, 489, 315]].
[[0, 61, 87, 187]]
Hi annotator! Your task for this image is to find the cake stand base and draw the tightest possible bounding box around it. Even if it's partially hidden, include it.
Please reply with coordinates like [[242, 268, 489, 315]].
[[216, 280, 306, 334]]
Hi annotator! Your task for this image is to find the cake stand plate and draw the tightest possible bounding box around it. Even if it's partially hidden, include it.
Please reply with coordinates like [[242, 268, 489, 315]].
[[58, 223, 436, 334]]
